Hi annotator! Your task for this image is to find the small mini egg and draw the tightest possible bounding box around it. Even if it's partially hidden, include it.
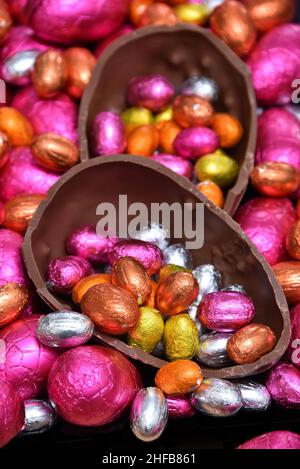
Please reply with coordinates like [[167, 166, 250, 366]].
[[72, 273, 112, 304], [190, 378, 243, 416], [167, 395, 196, 419], [196, 180, 224, 208], [286, 220, 300, 260], [0, 282, 29, 328], [128, 74, 175, 112], [132, 222, 169, 251], [31, 133, 79, 172], [235, 380, 271, 412], [37, 311, 94, 348], [22, 399, 57, 434], [140, 2, 178, 27], [155, 359, 203, 395], [195, 151, 239, 187], [3, 194, 45, 233], [155, 106, 173, 125], [163, 313, 200, 361], [250, 162, 300, 197], [173, 95, 214, 128], [0, 107, 33, 147], [211, 113, 243, 148], [130, 387, 168, 442], [128, 306, 164, 353], [47, 255, 93, 295], [273, 261, 300, 304], [174, 127, 219, 159], [63, 47, 96, 99], [163, 243, 193, 269], [108, 240, 163, 276], [129, 0, 154, 26], [227, 323, 276, 364], [32, 49, 67, 98], [196, 332, 232, 368], [121, 107, 154, 130], [158, 264, 190, 283], [112, 257, 151, 305], [159, 120, 181, 154], [127, 124, 159, 157], [179, 75, 219, 103], [91, 111, 126, 156], [152, 153, 193, 180], [156, 271, 199, 316], [175, 3, 209, 25]]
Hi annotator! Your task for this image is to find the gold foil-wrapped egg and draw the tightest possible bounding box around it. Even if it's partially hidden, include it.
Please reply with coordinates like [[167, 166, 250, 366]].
[[32, 49, 67, 98], [128, 306, 164, 352], [163, 313, 200, 361], [195, 151, 239, 187], [31, 133, 79, 172]]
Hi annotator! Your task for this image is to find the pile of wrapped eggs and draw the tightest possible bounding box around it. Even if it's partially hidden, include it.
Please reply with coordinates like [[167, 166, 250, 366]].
[[91, 73, 243, 209]]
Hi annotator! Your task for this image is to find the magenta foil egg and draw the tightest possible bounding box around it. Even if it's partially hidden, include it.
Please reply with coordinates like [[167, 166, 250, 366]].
[[0, 379, 24, 448], [256, 140, 300, 171], [167, 395, 196, 419], [152, 153, 193, 180], [23, 0, 130, 45], [173, 128, 219, 159], [108, 240, 163, 276], [257, 108, 300, 148], [0, 228, 26, 287], [0, 147, 59, 202], [48, 345, 141, 426], [47, 256, 93, 295], [12, 86, 78, 143], [94, 25, 134, 58], [66, 224, 118, 264], [91, 112, 126, 157], [197, 291, 255, 332], [237, 431, 300, 450], [266, 362, 300, 409], [287, 304, 300, 368], [0, 316, 59, 400], [257, 24, 300, 55], [127, 75, 175, 112]]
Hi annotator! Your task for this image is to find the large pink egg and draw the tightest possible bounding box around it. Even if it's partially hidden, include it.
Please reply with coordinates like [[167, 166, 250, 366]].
[[0, 316, 59, 400], [95, 25, 134, 58], [0, 228, 26, 287], [257, 108, 300, 148], [266, 362, 300, 408], [23, 0, 130, 45], [237, 431, 300, 450], [256, 140, 300, 171], [48, 345, 141, 426], [0, 147, 59, 202], [0, 379, 24, 448], [12, 86, 78, 143], [287, 303, 300, 368], [257, 24, 300, 55]]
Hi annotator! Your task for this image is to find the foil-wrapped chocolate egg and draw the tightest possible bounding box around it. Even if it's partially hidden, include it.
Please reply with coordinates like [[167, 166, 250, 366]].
[[196, 332, 232, 368], [32, 49, 66, 98], [212, 113, 243, 148], [287, 303, 300, 368], [251, 162, 300, 197], [129, 0, 154, 26], [130, 387, 168, 442], [173, 95, 214, 128], [0, 1, 12, 41], [132, 222, 170, 251], [127, 124, 159, 157], [174, 127, 219, 159], [195, 151, 239, 187], [227, 323, 276, 364], [128, 306, 164, 353], [121, 107, 154, 130], [242, 0, 296, 33], [156, 271, 199, 316], [235, 380, 271, 411], [198, 291, 255, 332], [155, 359, 203, 395], [47, 255, 93, 295], [237, 430, 300, 450], [0, 131, 10, 169], [31, 133, 79, 172], [163, 243, 193, 269], [112, 257, 151, 305], [152, 153, 193, 180], [179, 75, 219, 103], [22, 399, 56, 434], [0, 379, 24, 448], [91, 111, 126, 157], [167, 395, 196, 419], [128, 74, 175, 112], [155, 106, 173, 125], [108, 240, 163, 276], [72, 273, 111, 304], [256, 141, 300, 172], [48, 345, 141, 426], [159, 264, 190, 283], [257, 108, 300, 147], [140, 2, 178, 26], [37, 311, 94, 348], [0, 282, 29, 328], [286, 220, 300, 260], [273, 261, 300, 304], [81, 283, 140, 335], [3, 194, 45, 233], [175, 3, 209, 24], [190, 378, 243, 417], [266, 362, 300, 408], [188, 264, 222, 320], [221, 284, 246, 294], [0, 228, 26, 286], [0, 106, 33, 147], [63, 47, 96, 99], [163, 313, 200, 361]]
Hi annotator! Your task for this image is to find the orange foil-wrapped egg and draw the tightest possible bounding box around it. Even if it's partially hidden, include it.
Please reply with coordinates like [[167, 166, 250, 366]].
[[3, 194, 45, 233], [286, 221, 300, 260], [130, 0, 154, 26], [72, 273, 112, 304], [159, 121, 181, 154], [112, 256, 152, 305], [155, 271, 199, 316], [0, 0, 12, 41], [273, 261, 300, 304], [63, 48, 96, 99], [210, 1, 257, 57], [227, 323, 276, 364], [127, 124, 159, 157], [0, 282, 29, 328], [196, 180, 224, 208], [32, 50, 67, 98], [155, 359, 203, 395], [140, 2, 178, 27], [0, 131, 10, 169], [31, 133, 79, 172], [0, 107, 33, 147], [173, 95, 214, 128], [250, 162, 300, 197], [242, 0, 296, 33], [211, 113, 243, 148], [81, 283, 140, 335], [146, 280, 158, 308]]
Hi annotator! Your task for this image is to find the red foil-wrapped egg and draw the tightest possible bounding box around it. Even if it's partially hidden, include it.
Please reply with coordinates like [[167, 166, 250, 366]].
[[155, 271, 199, 316], [108, 240, 163, 276], [266, 361, 300, 408], [0, 379, 24, 448]]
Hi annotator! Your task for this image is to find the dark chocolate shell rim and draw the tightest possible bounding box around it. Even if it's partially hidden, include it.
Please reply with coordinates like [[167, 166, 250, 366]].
[[79, 24, 257, 215], [23, 155, 289, 379]]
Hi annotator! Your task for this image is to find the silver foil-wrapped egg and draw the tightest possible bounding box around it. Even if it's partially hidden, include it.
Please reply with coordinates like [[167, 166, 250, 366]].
[[132, 223, 170, 251], [190, 378, 242, 417], [130, 387, 168, 442], [163, 244, 193, 269], [180, 76, 219, 103], [235, 380, 271, 412], [221, 284, 246, 294], [36, 311, 94, 348], [188, 264, 222, 321], [196, 332, 232, 368], [3, 50, 40, 85], [22, 399, 57, 434]]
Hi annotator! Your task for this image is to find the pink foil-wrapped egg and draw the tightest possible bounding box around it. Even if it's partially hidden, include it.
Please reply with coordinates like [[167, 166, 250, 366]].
[[94, 25, 134, 58], [9, 1, 28, 21], [197, 291, 255, 332], [0, 147, 59, 202], [0, 228, 26, 287], [108, 240, 163, 276], [0, 26, 48, 86], [0, 316, 59, 400], [287, 303, 300, 368], [152, 153, 193, 180], [235, 197, 296, 265], [66, 224, 118, 264], [24, 0, 130, 45], [174, 128, 219, 159], [12, 86, 78, 143], [0, 379, 24, 448], [47, 256, 93, 295], [167, 395, 196, 419], [257, 24, 300, 55], [256, 140, 300, 171], [237, 431, 300, 450], [128, 75, 175, 112], [266, 362, 300, 408], [91, 112, 126, 157], [48, 345, 141, 426], [257, 108, 300, 148]]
